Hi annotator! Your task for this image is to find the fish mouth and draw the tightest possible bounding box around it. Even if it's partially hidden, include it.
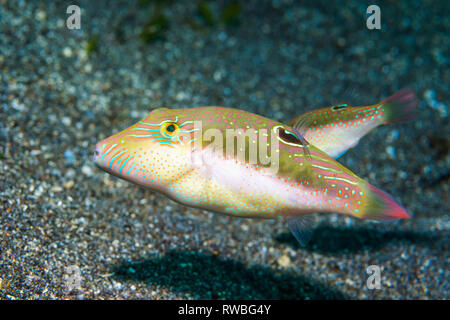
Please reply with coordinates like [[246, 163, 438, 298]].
[[93, 142, 111, 173], [93, 140, 133, 177], [93, 144, 102, 163]]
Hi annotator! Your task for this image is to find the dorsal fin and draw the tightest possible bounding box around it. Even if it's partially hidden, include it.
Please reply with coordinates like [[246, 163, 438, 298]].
[[292, 127, 311, 160]]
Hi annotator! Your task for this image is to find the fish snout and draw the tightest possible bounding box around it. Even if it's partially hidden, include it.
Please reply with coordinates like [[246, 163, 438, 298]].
[[93, 142, 105, 164]]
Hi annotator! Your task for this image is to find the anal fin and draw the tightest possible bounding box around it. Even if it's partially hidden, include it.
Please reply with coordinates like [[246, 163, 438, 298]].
[[284, 215, 315, 247]]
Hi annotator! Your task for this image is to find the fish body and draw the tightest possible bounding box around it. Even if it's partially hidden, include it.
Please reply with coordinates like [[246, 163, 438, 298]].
[[290, 89, 418, 158], [94, 99, 413, 225]]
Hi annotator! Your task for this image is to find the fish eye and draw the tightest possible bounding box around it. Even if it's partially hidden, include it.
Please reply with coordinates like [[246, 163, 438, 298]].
[[161, 122, 179, 138], [331, 103, 348, 111]]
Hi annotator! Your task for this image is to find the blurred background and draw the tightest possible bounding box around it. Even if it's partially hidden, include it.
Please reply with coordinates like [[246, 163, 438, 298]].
[[0, 0, 448, 299]]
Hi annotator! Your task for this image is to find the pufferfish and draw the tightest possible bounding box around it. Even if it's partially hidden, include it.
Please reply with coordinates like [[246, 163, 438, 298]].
[[94, 89, 418, 245]]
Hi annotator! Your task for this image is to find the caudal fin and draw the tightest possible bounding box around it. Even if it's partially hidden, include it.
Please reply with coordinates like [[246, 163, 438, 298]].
[[357, 183, 411, 220], [381, 89, 419, 124]]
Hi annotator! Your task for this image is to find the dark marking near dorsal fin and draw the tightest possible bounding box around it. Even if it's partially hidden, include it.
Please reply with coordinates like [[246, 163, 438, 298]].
[[278, 127, 304, 144], [277, 127, 311, 161]]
